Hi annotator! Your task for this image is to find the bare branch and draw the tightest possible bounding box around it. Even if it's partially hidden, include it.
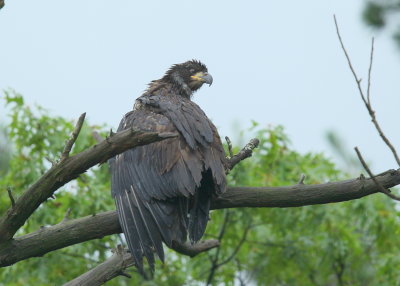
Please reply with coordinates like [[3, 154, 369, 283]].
[[6, 187, 15, 208], [62, 208, 72, 223], [333, 15, 365, 104], [61, 113, 86, 161], [206, 210, 231, 285], [65, 240, 220, 285], [63, 245, 135, 286], [45, 156, 56, 166], [334, 15, 400, 167], [0, 129, 177, 243], [226, 138, 259, 171], [367, 38, 374, 105], [0, 211, 120, 267], [1, 169, 400, 267], [298, 174, 306, 185], [213, 169, 400, 209], [225, 136, 234, 158], [354, 147, 400, 201]]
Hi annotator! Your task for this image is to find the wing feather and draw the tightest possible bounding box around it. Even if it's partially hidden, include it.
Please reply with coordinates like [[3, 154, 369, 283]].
[[110, 92, 227, 272]]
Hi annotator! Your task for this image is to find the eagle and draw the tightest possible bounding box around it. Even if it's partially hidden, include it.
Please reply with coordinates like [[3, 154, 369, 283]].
[[109, 60, 227, 274]]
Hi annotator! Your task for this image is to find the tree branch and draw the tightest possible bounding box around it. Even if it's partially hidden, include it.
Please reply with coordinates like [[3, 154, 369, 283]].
[[171, 240, 220, 258], [354, 147, 400, 201], [0, 211, 120, 267], [0, 127, 177, 243], [63, 240, 220, 285], [61, 113, 86, 161], [1, 169, 399, 267], [334, 15, 400, 167], [225, 136, 234, 158], [6, 187, 15, 208], [63, 245, 135, 286], [226, 138, 259, 171], [212, 169, 400, 209], [0, 1, 4, 10]]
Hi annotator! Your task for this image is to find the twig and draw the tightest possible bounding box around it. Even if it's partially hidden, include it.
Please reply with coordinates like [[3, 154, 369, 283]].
[[45, 156, 56, 166], [334, 15, 365, 101], [298, 174, 306, 184], [225, 136, 234, 158], [354, 147, 400, 201], [367, 38, 374, 105], [226, 138, 259, 171], [61, 113, 86, 161], [63, 245, 136, 286], [62, 208, 72, 223], [216, 221, 251, 268], [119, 271, 132, 279], [206, 210, 230, 285], [334, 15, 400, 167], [234, 259, 247, 286], [6, 187, 15, 208]]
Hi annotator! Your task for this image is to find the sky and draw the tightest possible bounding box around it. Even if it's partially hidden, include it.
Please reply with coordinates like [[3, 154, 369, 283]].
[[1, 0, 399, 174]]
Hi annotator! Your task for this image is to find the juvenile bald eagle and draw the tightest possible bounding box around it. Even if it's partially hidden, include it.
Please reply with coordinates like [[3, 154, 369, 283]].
[[109, 60, 227, 273]]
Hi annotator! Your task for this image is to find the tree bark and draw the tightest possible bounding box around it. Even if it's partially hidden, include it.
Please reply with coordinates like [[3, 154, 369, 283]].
[[63, 241, 220, 286], [0, 129, 176, 243], [212, 170, 400, 209], [1, 169, 399, 267], [63, 246, 135, 286]]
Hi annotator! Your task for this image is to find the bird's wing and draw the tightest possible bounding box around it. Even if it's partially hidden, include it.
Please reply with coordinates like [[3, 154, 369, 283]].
[[137, 94, 214, 149], [136, 93, 227, 191], [109, 108, 215, 273]]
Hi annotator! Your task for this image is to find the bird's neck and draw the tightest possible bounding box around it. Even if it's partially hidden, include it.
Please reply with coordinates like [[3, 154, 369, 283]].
[[145, 76, 193, 100], [170, 72, 192, 99]]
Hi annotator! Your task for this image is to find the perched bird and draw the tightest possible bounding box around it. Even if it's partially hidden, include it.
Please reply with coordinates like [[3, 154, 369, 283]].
[[109, 60, 227, 273]]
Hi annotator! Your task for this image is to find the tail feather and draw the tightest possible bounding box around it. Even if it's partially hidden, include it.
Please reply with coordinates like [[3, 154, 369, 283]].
[[115, 187, 189, 273], [129, 187, 164, 263], [124, 192, 156, 270], [115, 194, 145, 274]]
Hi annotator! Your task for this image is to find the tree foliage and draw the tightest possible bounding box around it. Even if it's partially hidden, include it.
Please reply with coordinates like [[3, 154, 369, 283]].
[[1, 91, 400, 285], [363, 0, 400, 48]]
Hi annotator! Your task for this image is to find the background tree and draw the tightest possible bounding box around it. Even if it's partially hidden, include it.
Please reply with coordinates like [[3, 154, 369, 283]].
[[1, 90, 399, 285], [0, 8, 399, 284], [0, 124, 10, 176], [363, 0, 400, 48]]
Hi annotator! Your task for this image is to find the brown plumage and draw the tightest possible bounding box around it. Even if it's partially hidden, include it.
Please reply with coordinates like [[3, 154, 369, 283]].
[[109, 60, 227, 274]]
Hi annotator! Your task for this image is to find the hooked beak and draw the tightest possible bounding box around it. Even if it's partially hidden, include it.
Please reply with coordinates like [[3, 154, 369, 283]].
[[191, 72, 213, 86], [199, 72, 213, 86]]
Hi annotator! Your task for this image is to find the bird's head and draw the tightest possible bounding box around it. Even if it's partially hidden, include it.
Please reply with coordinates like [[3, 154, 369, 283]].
[[163, 60, 213, 98]]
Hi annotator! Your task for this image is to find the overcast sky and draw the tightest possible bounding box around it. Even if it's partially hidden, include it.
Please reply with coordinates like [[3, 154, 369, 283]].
[[1, 1, 399, 173]]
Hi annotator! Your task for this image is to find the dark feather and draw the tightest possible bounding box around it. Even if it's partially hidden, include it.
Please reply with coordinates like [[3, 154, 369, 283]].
[[110, 60, 227, 273]]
